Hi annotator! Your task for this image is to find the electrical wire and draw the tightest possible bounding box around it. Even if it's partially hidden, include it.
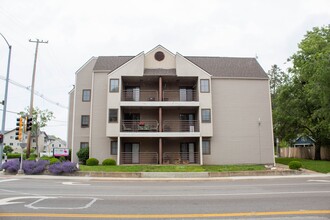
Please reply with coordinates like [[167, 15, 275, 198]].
[[0, 75, 68, 109]]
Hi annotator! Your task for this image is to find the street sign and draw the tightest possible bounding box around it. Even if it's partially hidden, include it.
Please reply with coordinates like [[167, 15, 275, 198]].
[[19, 143, 27, 148]]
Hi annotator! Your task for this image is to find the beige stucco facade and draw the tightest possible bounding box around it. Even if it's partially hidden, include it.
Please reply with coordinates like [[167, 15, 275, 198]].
[[68, 45, 274, 165]]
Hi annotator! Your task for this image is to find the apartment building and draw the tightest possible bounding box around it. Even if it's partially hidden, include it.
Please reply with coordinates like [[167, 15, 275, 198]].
[[68, 45, 274, 165]]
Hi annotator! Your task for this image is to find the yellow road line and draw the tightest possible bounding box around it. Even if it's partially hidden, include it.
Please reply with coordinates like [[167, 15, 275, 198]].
[[0, 210, 329, 218]]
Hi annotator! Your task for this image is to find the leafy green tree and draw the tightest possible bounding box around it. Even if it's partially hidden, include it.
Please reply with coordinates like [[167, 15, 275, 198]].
[[76, 147, 89, 165], [19, 107, 54, 157], [274, 25, 330, 160], [267, 64, 289, 97], [3, 145, 13, 154]]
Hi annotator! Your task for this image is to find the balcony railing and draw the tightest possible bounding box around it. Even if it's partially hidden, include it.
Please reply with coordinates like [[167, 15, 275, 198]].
[[121, 152, 158, 164], [163, 120, 199, 132], [163, 90, 198, 101], [122, 90, 158, 101], [163, 152, 200, 164], [122, 120, 159, 132]]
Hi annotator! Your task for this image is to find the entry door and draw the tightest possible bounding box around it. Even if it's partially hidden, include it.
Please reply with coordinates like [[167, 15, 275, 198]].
[[180, 87, 193, 101], [126, 87, 140, 101], [180, 143, 195, 163], [132, 143, 140, 164], [188, 143, 195, 163]]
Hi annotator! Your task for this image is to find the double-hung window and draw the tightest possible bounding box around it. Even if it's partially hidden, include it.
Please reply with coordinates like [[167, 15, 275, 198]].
[[82, 89, 91, 102], [110, 79, 119, 92], [201, 109, 211, 123], [81, 115, 90, 127], [200, 79, 210, 93]]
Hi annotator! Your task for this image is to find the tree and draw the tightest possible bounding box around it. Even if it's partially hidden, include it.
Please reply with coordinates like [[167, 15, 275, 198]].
[[267, 64, 289, 97], [19, 107, 54, 158], [3, 145, 13, 154], [273, 25, 330, 160]]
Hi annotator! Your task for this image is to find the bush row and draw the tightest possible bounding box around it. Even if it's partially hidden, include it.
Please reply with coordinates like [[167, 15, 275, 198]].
[[85, 158, 116, 166], [0, 159, 78, 175]]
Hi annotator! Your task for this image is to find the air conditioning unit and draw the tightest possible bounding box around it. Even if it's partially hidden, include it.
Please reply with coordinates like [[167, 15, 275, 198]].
[[189, 126, 194, 132]]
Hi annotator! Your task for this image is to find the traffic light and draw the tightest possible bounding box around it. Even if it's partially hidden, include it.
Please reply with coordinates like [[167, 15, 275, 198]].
[[15, 117, 23, 141], [0, 133, 3, 144], [26, 117, 33, 132]]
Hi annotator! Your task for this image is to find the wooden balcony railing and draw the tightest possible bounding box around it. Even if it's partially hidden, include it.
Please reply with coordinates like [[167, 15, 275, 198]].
[[163, 152, 200, 164], [122, 120, 159, 132], [163, 120, 199, 132], [163, 90, 198, 101], [121, 152, 158, 164], [122, 90, 158, 101]]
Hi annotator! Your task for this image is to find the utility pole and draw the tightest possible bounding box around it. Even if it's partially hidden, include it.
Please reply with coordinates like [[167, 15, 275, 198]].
[[26, 39, 48, 158], [0, 33, 12, 170]]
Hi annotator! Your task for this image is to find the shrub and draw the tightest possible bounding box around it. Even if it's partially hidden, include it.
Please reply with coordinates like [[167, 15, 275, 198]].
[[3, 145, 13, 154], [76, 147, 89, 165], [59, 156, 66, 162], [49, 158, 60, 165], [48, 162, 62, 175], [86, 158, 99, 166], [289, 161, 302, 170], [6, 153, 23, 159], [102, 158, 116, 166], [1, 159, 20, 173], [48, 161, 77, 175], [23, 160, 49, 175]]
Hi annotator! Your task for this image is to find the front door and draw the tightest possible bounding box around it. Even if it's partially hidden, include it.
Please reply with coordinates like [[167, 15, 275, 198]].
[[124, 143, 140, 164], [126, 86, 140, 101], [132, 143, 140, 164], [180, 143, 195, 163]]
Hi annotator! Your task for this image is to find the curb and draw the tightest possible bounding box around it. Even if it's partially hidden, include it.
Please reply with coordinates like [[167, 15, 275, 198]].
[[70, 170, 302, 178]]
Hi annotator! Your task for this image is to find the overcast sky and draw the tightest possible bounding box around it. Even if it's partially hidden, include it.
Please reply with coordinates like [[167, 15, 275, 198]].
[[0, 0, 329, 142]]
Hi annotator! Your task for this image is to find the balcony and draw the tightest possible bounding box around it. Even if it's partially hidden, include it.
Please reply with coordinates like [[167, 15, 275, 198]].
[[163, 90, 198, 101], [121, 152, 159, 164], [163, 120, 199, 132], [163, 152, 200, 164], [122, 90, 158, 102], [122, 120, 159, 132]]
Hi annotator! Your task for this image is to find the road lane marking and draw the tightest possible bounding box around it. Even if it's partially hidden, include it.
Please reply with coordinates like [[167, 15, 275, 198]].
[[62, 181, 90, 186], [0, 210, 329, 218], [35, 190, 330, 198], [308, 179, 330, 183], [0, 179, 19, 183], [25, 197, 99, 210], [0, 196, 56, 206]]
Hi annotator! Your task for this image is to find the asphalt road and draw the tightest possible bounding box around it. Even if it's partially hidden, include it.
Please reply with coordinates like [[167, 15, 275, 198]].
[[0, 175, 329, 219]]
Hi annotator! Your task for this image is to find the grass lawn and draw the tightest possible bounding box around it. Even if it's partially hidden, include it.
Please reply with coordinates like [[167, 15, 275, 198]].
[[276, 158, 330, 173], [79, 164, 266, 172]]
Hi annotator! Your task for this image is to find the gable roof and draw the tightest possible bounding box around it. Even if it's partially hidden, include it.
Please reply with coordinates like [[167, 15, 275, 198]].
[[185, 57, 268, 79], [93, 56, 134, 72], [92, 55, 267, 79]]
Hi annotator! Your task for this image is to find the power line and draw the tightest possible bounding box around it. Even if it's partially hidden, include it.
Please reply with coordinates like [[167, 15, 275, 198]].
[[0, 74, 68, 109]]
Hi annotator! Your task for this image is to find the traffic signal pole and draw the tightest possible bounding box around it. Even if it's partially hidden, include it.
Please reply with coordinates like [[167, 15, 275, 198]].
[[0, 33, 12, 169], [26, 39, 48, 158]]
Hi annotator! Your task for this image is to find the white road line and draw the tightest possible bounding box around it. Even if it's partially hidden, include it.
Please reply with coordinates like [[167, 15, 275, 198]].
[[308, 180, 330, 183], [62, 182, 90, 186], [38, 190, 330, 198], [0, 179, 19, 183], [25, 197, 98, 210]]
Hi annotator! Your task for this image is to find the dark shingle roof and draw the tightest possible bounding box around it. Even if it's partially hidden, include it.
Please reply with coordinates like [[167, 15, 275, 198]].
[[93, 55, 267, 79], [185, 57, 268, 79], [93, 56, 134, 72]]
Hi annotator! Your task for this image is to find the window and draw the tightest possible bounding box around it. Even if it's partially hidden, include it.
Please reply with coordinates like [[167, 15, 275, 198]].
[[59, 144, 61, 147], [10, 143, 13, 146], [202, 139, 211, 155], [80, 142, 89, 149], [82, 89, 91, 102], [111, 141, 118, 155], [109, 109, 118, 122], [10, 136, 13, 139], [81, 115, 90, 127], [201, 109, 211, 123], [110, 79, 119, 92], [200, 79, 210, 93], [52, 144, 54, 147]]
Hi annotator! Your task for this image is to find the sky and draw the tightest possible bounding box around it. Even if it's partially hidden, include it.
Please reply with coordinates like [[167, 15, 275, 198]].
[[0, 0, 329, 142]]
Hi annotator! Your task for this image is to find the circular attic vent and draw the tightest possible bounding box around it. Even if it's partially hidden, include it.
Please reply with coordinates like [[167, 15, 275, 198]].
[[154, 51, 165, 61]]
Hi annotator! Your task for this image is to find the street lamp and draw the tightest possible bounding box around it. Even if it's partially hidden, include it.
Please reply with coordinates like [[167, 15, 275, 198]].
[[0, 33, 12, 170]]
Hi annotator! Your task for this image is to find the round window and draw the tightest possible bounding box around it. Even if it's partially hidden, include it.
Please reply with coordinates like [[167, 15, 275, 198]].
[[154, 51, 165, 61]]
